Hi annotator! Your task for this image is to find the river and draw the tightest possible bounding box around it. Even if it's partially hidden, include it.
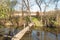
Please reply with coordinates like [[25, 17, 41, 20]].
[[0, 28, 60, 40], [21, 30, 60, 40]]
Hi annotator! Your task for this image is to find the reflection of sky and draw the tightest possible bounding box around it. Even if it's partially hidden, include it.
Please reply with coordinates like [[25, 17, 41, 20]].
[[31, 30, 60, 40], [14, 0, 60, 12]]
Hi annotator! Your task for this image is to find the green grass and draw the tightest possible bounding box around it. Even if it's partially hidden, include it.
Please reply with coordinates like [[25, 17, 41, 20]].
[[31, 17, 43, 27]]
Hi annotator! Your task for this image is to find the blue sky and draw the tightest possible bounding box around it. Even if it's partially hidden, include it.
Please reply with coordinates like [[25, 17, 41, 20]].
[[14, 0, 60, 12]]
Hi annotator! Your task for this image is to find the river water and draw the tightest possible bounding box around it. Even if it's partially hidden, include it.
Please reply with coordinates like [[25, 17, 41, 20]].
[[0, 28, 60, 40], [21, 30, 60, 40]]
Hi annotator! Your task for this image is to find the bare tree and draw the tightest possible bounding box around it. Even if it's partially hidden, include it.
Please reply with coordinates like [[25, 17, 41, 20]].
[[35, 0, 51, 25], [53, 0, 60, 23], [35, 0, 53, 40], [43, 0, 51, 26], [35, 0, 43, 22], [23, 0, 31, 22], [52, 0, 60, 40]]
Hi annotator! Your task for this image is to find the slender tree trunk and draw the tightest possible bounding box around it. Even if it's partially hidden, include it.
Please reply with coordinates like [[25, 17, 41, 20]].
[[22, 0, 24, 19], [27, 0, 32, 22], [55, 1, 58, 24]]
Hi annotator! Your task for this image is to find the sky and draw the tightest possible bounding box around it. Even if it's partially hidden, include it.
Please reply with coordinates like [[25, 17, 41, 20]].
[[14, 0, 60, 12]]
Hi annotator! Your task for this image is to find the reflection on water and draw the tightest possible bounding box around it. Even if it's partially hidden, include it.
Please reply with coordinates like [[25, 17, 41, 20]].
[[31, 30, 40, 40], [31, 30, 60, 40], [0, 28, 60, 40], [21, 30, 60, 40]]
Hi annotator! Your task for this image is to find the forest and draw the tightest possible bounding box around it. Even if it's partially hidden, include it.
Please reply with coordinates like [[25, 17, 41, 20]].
[[0, 0, 60, 40]]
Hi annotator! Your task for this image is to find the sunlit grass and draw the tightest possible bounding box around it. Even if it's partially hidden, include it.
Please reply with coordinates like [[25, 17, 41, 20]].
[[32, 17, 43, 26], [31, 17, 43, 30]]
